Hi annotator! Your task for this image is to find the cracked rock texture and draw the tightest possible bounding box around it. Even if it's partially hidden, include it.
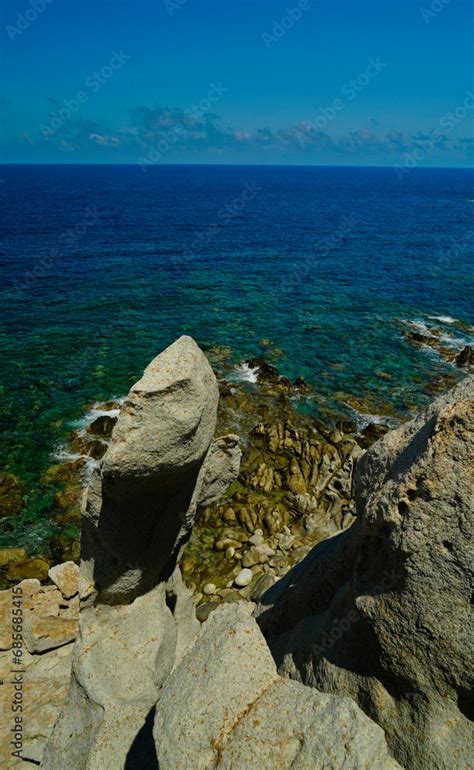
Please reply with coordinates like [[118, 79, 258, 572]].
[[154, 603, 399, 770], [256, 375, 474, 770]]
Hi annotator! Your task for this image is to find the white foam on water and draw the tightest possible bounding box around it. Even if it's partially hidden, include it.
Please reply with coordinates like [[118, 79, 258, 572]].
[[70, 398, 124, 430], [345, 406, 399, 433], [51, 446, 100, 483], [428, 315, 457, 325], [230, 363, 259, 384], [401, 317, 472, 352]]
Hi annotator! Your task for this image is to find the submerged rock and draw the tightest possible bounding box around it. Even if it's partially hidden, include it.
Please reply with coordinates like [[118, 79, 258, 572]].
[[6, 557, 50, 583], [456, 344, 473, 367], [0, 472, 25, 518]]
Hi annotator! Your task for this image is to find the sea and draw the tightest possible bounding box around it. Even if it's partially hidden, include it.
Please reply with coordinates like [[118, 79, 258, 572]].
[[1, 163, 473, 552]]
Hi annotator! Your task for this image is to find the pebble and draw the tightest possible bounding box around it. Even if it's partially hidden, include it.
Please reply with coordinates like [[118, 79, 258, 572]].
[[234, 568, 253, 587], [225, 546, 235, 560], [203, 583, 217, 595], [249, 533, 264, 546], [242, 551, 261, 568], [254, 543, 275, 558]]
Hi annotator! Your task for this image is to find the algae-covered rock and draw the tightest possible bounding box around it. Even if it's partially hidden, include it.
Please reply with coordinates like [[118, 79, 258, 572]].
[[6, 557, 50, 583], [0, 472, 25, 518]]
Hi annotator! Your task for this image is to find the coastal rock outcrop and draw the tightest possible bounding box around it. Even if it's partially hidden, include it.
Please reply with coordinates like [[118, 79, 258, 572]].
[[8, 339, 470, 769], [256, 375, 474, 769], [182, 375, 364, 607], [153, 602, 399, 769], [41, 336, 241, 769]]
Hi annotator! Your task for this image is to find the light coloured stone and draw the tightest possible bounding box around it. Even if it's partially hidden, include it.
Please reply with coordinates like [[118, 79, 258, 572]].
[[42, 339, 235, 769], [153, 603, 398, 769], [220, 679, 399, 770], [0, 643, 74, 767], [25, 586, 62, 616], [48, 561, 79, 599], [41, 584, 177, 770], [154, 603, 279, 769], [203, 583, 217, 595], [0, 591, 13, 650], [24, 614, 78, 653], [80, 336, 239, 605], [234, 568, 253, 587]]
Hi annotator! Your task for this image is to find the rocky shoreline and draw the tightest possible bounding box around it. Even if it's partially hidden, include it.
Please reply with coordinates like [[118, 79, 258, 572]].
[[1, 314, 472, 594], [0, 356, 385, 600], [0, 336, 472, 768]]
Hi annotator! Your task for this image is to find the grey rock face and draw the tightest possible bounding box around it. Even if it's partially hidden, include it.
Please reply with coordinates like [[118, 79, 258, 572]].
[[41, 584, 177, 770], [80, 335, 224, 605], [257, 375, 474, 770], [153, 603, 399, 769], [41, 337, 241, 770]]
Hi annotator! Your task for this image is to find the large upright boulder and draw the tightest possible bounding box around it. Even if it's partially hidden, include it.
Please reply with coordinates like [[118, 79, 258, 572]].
[[257, 375, 474, 769], [80, 335, 224, 605], [41, 337, 241, 770]]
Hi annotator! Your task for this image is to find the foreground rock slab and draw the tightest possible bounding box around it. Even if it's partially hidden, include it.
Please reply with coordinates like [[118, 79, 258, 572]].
[[257, 375, 474, 770], [154, 603, 399, 769]]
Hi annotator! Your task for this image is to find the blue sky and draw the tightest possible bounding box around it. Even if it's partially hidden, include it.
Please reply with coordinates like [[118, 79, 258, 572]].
[[1, 0, 473, 165]]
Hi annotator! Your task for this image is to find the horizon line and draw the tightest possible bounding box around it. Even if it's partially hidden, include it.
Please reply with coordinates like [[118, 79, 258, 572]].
[[0, 161, 473, 171]]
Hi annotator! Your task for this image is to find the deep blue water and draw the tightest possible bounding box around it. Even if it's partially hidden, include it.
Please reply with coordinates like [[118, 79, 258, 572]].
[[0, 164, 473, 551]]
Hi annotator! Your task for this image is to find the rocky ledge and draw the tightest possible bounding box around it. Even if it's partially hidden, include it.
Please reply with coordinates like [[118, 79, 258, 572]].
[[0, 337, 472, 769]]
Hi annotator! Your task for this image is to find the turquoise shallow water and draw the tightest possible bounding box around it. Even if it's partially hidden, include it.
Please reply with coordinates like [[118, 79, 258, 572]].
[[0, 164, 473, 552]]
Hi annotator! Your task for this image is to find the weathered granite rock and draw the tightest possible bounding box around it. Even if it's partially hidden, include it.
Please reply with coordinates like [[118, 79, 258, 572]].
[[41, 337, 240, 769], [0, 643, 74, 767], [41, 583, 177, 770], [48, 561, 79, 599], [257, 375, 474, 770], [24, 614, 78, 654], [154, 603, 399, 769], [78, 336, 242, 606]]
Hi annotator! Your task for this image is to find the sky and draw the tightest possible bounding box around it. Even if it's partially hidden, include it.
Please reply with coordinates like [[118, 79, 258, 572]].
[[1, 0, 473, 166]]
